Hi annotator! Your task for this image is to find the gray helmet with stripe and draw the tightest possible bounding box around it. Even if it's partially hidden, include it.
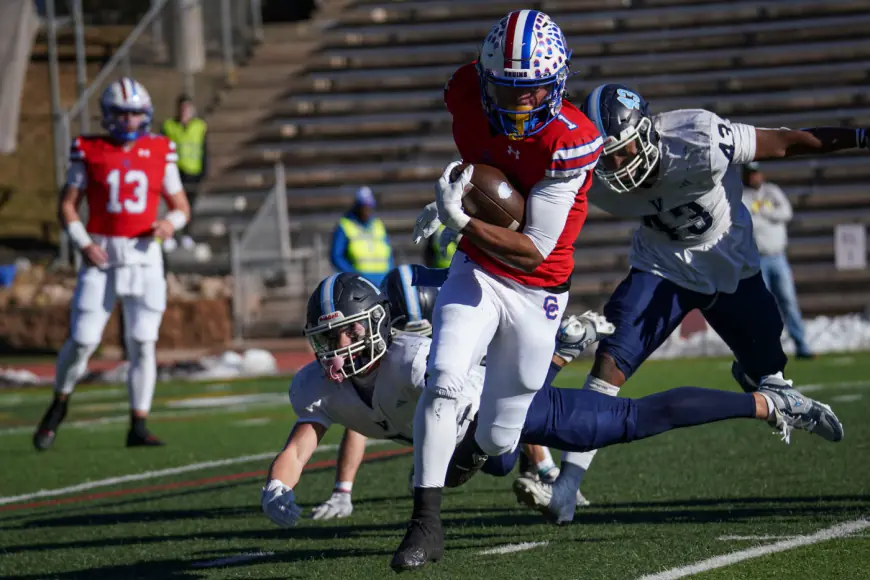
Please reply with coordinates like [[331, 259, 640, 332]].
[[304, 273, 392, 382]]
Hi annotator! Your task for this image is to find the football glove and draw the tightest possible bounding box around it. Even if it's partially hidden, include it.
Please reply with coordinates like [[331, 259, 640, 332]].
[[261, 479, 303, 528], [412, 202, 442, 244], [435, 160, 472, 233], [310, 490, 353, 520]]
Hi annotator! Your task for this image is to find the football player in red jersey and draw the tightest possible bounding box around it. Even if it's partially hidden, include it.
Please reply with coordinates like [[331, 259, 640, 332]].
[[33, 77, 191, 451], [391, 10, 603, 571]]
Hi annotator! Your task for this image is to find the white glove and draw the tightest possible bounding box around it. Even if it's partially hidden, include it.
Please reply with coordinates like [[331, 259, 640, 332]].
[[261, 479, 303, 528], [438, 227, 462, 256], [554, 311, 616, 364], [310, 490, 353, 520], [412, 202, 442, 244], [435, 160, 472, 232]]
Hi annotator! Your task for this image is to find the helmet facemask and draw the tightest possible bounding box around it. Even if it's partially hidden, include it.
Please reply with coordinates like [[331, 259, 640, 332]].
[[478, 64, 568, 139], [304, 305, 389, 382], [596, 116, 661, 194]]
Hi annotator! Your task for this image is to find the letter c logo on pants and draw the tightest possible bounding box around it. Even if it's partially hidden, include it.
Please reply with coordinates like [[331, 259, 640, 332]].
[[543, 296, 559, 320]]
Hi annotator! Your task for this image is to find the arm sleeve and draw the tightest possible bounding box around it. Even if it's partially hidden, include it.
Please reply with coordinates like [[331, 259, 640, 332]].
[[330, 226, 354, 272], [522, 173, 587, 259], [710, 114, 756, 169], [731, 122, 756, 165], [162, 163, 183, 195], [761, 183, 793, 223], [66, 161, 87, 189]]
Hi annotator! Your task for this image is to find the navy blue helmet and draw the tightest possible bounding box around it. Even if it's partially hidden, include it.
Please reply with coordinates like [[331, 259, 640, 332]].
[[582, 84, 660, 193], [304, 273, 391, 382], [380, 265, 440, 337]]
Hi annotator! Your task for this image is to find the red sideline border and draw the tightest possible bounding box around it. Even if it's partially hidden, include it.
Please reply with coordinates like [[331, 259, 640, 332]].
[[0, 447, 412, 513]]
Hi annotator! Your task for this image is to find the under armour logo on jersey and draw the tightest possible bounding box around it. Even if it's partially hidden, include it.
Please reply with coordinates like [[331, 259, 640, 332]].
[[616, 88, 641, 111], [507, 146, 520, 160], [137, 149, 150, 157]]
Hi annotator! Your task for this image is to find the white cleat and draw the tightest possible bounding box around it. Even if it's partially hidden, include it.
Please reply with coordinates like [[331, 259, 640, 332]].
[[758, 373, 844, 444], [555, 312, 615, 364], [514, 470, 590, 510]]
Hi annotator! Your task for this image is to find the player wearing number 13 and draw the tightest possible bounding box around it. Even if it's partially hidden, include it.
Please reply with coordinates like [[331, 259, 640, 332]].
[[515, 85, 870, 525], [33, 77, 191, 451]]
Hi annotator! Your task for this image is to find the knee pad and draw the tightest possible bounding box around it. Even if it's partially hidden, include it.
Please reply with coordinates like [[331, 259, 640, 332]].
[[127, 338, 156, 362], [475, 424, 521, 457]]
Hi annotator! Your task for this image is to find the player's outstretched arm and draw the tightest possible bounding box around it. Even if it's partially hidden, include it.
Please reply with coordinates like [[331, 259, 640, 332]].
[[311, 428, 366, 520], [753, 126, 868, 159], [261, 421, 327, 528]]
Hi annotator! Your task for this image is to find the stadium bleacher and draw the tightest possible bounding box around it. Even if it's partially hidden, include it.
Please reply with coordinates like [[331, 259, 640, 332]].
[[195, 0, 870, 329]]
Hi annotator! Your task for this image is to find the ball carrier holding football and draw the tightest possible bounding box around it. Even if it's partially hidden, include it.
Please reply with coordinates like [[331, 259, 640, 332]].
[[33, 78, 191, 450], [392, 10, 603, 571]]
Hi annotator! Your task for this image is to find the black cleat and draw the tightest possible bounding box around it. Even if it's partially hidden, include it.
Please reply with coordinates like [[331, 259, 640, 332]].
[[390, 517, 444, 572], [33, 397, 69, 451], [126, 429, 166, 447], [444, 419, 488, 488]]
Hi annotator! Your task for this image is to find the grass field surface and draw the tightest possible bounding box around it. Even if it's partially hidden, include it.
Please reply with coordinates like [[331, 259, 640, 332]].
[[0, 355, 867, 579]]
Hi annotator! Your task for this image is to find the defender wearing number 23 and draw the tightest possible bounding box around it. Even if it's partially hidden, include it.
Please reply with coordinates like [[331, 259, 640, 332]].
[[516, 84, 870, 526]]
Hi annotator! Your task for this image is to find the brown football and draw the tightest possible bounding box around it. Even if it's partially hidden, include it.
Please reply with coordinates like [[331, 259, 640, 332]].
[[449, 163, 525, 231]]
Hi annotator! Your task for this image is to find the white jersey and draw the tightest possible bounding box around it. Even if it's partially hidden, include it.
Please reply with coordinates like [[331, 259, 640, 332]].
[[589, 109, 759, 294], [288, 333, 484, 445]]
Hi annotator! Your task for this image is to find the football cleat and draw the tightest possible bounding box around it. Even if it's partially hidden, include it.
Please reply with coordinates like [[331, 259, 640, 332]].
[[390, 517, 444, 572], [126, 429, 166, 447], [554, 312, 615, 365], [33, 397, 69, 451], [513, 476, 580, 524], [512, 473, 590, 518], [758, 374, 844, 444]]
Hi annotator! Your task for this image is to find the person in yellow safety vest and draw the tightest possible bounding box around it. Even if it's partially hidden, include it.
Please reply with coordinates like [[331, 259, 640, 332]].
[[161, 94, 207, 252], [330, 186, 394, 286], [424, 224, 457, 268]]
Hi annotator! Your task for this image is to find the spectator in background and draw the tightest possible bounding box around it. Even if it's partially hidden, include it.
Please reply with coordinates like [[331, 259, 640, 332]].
[[424, 224, 457, 268], [330, 186, 394, 287], [161, 94, 207, 251], [742, 162, 814, 359]]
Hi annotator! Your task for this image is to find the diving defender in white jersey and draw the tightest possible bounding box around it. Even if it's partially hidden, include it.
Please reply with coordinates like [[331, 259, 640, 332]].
[[260, 271, 842, 540], [514, 84, 868, 524]]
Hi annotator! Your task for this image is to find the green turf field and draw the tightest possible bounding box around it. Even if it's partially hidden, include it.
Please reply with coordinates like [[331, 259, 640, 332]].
[[0, 355, 867, 579]]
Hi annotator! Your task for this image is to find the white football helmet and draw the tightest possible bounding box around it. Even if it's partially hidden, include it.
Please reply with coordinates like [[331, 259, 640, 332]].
[[477, 10, 571, 139], [99, 77, 153, 141]]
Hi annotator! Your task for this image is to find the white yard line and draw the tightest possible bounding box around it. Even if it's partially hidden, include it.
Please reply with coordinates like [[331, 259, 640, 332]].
[[798, 380, 870, 393], [0, 440, 390, 506], [478, 542, 549, 556], [190, 551, 275, 568], [638, 518, 870, 580], [717, 535, 797, 541]]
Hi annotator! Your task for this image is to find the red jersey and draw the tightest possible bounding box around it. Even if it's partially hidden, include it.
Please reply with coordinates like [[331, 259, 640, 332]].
[[445, 63, 602, 289], [70, 134, 177, 238]]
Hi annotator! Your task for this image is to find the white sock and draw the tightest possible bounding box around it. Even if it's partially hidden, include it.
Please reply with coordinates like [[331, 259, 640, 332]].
[[413, 390, 459, 488], [760, 392, 776, 418], [536, 448, 556, 476], [126, 339, 157, 413], [54, 340, 98, 396], [584, 375, 621, 396]]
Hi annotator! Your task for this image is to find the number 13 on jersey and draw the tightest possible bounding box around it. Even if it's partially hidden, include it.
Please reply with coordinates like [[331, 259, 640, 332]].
[[105, 169, 149, 214]]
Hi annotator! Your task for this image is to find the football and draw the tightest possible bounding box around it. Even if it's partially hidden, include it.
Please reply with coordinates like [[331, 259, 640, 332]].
[[449, 163, 525, 231]]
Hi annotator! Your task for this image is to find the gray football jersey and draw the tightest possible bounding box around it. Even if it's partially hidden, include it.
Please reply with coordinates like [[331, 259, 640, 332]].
[[589, 109, 760, 294], [289, 333, 483, 445]]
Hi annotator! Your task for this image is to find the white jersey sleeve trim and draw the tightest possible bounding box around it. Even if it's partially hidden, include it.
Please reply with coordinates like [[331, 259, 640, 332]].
[[522, 173, 585, 259], [162, 162, 183, 195], [731, 122, 757, 165], [66, 161, 88, 189]]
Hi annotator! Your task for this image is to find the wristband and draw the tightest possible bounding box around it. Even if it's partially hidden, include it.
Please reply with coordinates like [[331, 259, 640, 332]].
[[66, 221, 93, 250], [165, 209, 188, 231], [334, 481, 353, 493]]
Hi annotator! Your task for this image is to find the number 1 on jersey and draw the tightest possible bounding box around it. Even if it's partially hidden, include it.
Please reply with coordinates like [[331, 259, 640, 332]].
[[106, 169, 149, 214]]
